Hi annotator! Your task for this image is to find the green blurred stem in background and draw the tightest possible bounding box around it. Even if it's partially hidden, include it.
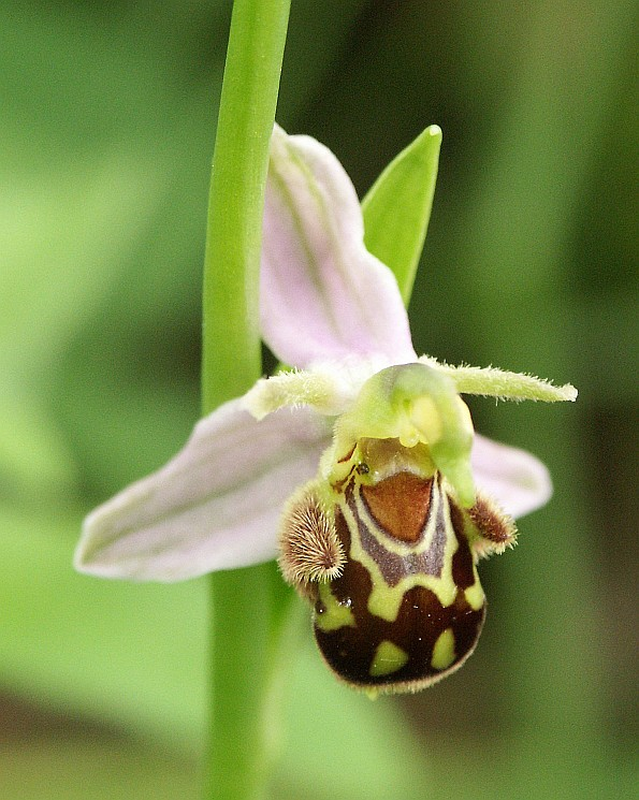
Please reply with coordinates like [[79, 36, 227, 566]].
[[201, 1, 292, 798]]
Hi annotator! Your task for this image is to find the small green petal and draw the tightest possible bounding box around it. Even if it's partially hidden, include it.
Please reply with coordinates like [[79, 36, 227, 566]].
[[243, 370, 342, 420], [419, 357, 578, 403], [242, 361, 379, 420], [362, 125, 442, 305]]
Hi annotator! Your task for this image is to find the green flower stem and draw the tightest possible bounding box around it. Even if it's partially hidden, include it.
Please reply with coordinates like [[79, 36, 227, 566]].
[[202, 0, 290, 411], [200, 1, 291, 799]]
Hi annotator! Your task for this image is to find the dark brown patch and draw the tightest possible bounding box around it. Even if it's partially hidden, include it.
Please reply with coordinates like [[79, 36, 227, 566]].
[[361, 473, 433, 543], [315, 569, 485, 688], [350, 483, 446, 586], [449, 500, 477, 590]]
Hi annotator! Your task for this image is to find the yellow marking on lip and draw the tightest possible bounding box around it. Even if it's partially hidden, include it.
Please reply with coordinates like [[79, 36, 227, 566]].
[[431, 628, 456, 670], [464, 580, 485, 611], [314, 582, 356, 633], [369, 640, 409, 677], [347, 482, 459, 621]]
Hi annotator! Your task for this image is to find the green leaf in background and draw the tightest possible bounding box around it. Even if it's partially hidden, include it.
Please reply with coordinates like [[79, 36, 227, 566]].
[[0, 384, 78, 503], [362, 125, 442, 305]]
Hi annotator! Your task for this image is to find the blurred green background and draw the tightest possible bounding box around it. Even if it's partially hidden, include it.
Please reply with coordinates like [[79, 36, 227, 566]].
[[1, 1, 636, 798]]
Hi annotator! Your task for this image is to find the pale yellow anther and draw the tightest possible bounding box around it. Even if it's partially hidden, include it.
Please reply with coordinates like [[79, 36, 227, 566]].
[[455, 396, 473, 435], [397, 422, 420, 448], [409, 396, 443, 444]]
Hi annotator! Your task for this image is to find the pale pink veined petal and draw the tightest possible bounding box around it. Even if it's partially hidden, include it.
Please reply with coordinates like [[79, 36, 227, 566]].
[[471, 433, 553, 518], [74, 398, 332, 582], [260, 125, 416, 368]]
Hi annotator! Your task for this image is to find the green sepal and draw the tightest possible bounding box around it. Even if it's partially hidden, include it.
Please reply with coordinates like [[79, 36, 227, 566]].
[[362, 125, 442, 306]]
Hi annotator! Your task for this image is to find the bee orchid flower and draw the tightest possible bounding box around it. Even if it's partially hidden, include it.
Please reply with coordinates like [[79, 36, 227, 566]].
[[75, 125, 576, 693]]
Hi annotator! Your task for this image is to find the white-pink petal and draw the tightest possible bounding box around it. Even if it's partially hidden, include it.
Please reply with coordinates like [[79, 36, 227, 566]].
[[471, 433, 553, 519], [260, 125, 416, 369], [75, 399, 332, 582]]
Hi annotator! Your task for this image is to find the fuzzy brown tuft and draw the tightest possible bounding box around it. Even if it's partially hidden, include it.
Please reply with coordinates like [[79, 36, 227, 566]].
[[469, 494, 517, 557], [278, 490, 345, 595]]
